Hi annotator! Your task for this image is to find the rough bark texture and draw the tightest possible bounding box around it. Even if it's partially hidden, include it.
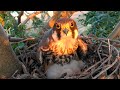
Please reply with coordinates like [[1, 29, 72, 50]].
[[0, 24, 21, 78]]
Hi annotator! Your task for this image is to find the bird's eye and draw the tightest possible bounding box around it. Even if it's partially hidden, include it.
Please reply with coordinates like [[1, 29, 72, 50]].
[[56, 23, 61, 29], [70, 22, 74, 27]]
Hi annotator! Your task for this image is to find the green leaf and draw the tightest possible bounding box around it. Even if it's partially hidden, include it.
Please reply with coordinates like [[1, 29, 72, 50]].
[[17, 42, 25, 49]]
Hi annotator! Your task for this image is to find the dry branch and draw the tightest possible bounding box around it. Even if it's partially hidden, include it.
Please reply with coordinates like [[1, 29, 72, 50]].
[[18, 11, 24, 24], [9, 36, 35, 43], [19, 11, 42, 25]]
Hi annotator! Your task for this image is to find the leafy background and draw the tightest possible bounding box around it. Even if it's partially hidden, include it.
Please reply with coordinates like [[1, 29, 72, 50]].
[[77, 11, 120, 38]]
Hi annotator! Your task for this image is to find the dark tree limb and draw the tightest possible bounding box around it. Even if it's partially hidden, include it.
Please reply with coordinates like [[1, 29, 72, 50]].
[[0, 24, 22, 78], [8, 36, 36, 43], [18, 11, 24, 24]]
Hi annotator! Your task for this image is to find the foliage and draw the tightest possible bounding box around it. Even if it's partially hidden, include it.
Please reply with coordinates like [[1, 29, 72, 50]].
[[0, 11, 46, 52], [24, 15, 46, 38], [77, 11, 120, 38], [32, 17, 43, 28]]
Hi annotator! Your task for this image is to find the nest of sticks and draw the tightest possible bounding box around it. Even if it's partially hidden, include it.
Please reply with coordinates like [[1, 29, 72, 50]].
[[63, 36, 120, 79], [11, 36, 120, 79]]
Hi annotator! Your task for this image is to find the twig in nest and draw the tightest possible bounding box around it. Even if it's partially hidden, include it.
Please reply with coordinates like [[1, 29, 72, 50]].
[[81, 36, 120, 44], [93, 58, 118, 79], [107, 62, 120, 79], [107, 39, 111, 55], [27, 43, 38, 50], [16, 74, 32, 79], [97, 42, 102, 60], [78, 59, 104, 78], [79, 59, 106, 79], [102, 41, 119, 56], [11, 70, 19, 79], [90, 56, 112, 77], [20, 61, 29, 74], [113, 44, 120, 48]]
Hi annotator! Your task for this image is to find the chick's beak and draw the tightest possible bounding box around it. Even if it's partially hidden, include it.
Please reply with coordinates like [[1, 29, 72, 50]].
[[63, 29, 69, 36]]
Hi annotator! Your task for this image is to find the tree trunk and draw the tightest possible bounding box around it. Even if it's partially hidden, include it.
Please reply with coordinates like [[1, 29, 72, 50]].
[[108, 21, 120, 39], [0, 24, 21, 79]]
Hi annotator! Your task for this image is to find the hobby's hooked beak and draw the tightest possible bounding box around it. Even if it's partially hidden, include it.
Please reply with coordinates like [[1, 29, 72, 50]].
[[63, 29, 69, 36]]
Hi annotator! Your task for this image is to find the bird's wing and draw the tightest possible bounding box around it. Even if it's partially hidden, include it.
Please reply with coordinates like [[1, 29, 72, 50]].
[[76, 36, 88, 62], [77, 35, 88, 55], [37, 29, 53, 64]]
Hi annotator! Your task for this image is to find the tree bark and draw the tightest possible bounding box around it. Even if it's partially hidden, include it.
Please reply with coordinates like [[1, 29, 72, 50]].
[[18, 11, 24, 24], [0, 24, 21, 78], [108, 21, 120, 39]]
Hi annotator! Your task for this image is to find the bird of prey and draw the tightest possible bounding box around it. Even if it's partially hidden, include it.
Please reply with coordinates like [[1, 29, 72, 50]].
[[37, 18, 88, 79]]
